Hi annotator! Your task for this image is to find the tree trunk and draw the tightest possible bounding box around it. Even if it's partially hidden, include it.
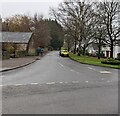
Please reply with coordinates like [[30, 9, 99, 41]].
[[83, 47, 86, 56], [110, 43, 113, 58], [74, 39, 77, 54], [98, 38, 101, 59], [78, 41, 81, 56], [98, 44, 101, 59], [67, 42, 70, 52]]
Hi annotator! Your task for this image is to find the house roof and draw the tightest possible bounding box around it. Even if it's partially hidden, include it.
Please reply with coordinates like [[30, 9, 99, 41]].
[[0, 32, 32, 43]]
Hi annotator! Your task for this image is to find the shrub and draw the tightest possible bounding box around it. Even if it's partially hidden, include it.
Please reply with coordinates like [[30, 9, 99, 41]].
[[101, 59, 120, 65], [117, 53, 120, 60], [15, 51, 28, 57], [7, 46, 14, 54]]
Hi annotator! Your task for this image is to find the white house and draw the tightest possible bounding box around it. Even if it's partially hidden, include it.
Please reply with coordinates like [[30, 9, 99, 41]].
[[70, 40, 120, 59], [87, 40, 120, 58]]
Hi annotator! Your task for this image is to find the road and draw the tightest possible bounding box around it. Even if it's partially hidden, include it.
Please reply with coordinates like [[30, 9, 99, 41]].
[[1, 51, 118, 114]]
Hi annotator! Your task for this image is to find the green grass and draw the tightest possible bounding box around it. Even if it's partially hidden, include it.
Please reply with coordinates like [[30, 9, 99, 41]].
[[69, 53, 120, 69]]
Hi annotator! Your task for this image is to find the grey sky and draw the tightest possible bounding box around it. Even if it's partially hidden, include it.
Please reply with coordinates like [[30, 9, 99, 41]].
[[1, 1, 63, 19]]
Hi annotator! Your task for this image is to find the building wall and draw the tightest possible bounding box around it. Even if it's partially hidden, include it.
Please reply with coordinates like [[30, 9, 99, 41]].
[[16, 44, 27, 51], [27, 37, 36, 55], [113, 46, 120, 58]]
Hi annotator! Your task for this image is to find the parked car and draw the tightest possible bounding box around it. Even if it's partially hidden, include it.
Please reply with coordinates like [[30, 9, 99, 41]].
[[59, 50, 69, 57]]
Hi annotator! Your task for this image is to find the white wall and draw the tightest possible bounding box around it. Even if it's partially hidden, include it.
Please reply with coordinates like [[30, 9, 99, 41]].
[[113, 46, 120, 58]]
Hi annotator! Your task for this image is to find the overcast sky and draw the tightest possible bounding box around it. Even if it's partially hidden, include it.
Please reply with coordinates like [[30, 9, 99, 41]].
[[1, 0, 63, 19]]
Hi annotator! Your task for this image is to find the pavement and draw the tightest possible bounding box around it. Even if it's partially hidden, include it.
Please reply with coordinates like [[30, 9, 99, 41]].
[[0, 56, 40, 72], [1, 51, 119, 114]]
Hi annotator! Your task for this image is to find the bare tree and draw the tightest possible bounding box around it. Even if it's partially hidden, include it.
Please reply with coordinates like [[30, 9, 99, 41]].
[[50, 0, 96, 55], [96, 0, 120, 58], [50, 1, 80, 54], [32, 13, 50, 49], [2, 14, 32, 32]]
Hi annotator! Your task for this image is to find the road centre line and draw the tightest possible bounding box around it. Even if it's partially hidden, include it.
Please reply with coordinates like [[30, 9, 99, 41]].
[[0, 75, 5, 78], [46, 82, 56, 85], [70, 69, 76, 72], [88, 67, 111, 74], [59, 82, 63, 84], [15, 84, 23, 86], [100, 71, 111, 74], [88, 67, 97, 71], [72, 81, 79, 83], [58, 63, 64, 67], [85, 81, 89, 83], [30, 83, 38, 85]]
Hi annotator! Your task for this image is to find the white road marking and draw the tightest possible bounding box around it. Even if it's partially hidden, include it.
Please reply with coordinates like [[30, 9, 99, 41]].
[[70, 69, 75, 72], [0, 85, 2, 86], [72, 81, 79, 83], [100, 71, 111, 74], [88, 67, 96, 71], [88, 67, 112, 74], [15, 84, 23, 86], [59, 82, 63, 84], [58, 63, 64, 67], [30, 83, 38, 85], [0, 75, 5, 78], [46, 82, 55, 85], [85, 81, 89, 83]]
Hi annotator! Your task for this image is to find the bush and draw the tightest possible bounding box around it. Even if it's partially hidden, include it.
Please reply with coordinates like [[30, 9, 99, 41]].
[[7, 46, 14, 54], [101, 59, 120, 65], [117, 53, 120, 60], [86, 52, 89, 56], [15, 51, 28, 57], [96, 51, 105, 58]]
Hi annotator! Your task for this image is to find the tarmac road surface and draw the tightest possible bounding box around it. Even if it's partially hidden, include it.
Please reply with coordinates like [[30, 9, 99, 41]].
[[1, 51, 118, 114]]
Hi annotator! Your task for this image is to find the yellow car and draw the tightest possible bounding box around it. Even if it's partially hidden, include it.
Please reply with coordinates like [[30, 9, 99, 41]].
[[59, 50, 69, 57]]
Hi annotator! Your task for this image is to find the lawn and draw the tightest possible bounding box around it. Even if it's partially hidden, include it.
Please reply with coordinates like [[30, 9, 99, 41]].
[[69, 53, 120, 69]]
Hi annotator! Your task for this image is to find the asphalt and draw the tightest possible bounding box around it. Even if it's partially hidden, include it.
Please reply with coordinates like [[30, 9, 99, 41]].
[[1, 51, 119, 114]]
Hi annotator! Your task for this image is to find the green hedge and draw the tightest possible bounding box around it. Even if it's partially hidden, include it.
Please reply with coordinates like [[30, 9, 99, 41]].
[[101, 59, 120, 65]]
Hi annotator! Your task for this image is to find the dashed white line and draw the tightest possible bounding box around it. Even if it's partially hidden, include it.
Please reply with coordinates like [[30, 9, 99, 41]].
[[100, 71, 111, 74], [88, 67, 93, 70], [85, 81, 89, 83], [70, 69, 77, 72], [15, 84, 23, 86], [107, 80, 112, 83], [58, 63, 64, 67], [72, 81, 79, 83], [59, 82, 63, 84], [88, 67, 112, 74], [88, 67, 96, 71], [0, 75, 5, 78], [46, 82, 56, 85], [30, 83, 38, 85]]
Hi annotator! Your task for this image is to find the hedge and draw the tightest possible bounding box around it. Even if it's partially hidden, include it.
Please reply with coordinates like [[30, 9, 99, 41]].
[[101, 59, 120, 65]]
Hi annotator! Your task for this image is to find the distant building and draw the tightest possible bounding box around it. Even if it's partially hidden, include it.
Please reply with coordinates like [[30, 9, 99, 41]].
[[0, 32, 36, 58], [70, 40, 120, 59], [86, 40, 120, 58]]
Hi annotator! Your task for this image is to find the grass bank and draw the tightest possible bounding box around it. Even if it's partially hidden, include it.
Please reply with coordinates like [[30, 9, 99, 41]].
[[69, 53, 120, 69]]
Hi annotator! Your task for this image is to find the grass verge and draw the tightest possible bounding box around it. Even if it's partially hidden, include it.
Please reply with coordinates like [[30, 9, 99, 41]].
[[69, 53, 120, 69]]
